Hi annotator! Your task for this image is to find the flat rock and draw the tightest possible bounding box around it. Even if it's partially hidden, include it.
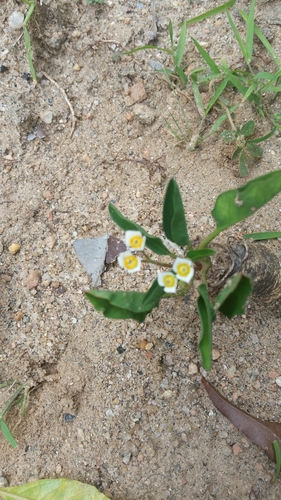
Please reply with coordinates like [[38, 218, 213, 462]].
[[73, 236, 109, 287]]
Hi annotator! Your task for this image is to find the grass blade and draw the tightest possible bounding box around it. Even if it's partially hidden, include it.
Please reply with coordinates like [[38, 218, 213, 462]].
[[244, 231, 281, 240], [23, 26, 37, 83], [185, 0, 237, 26], [175, 22, 187, 67], [273, 440, 281, 482], [240, 11, 280, 68], [227, 12, 247, 62], [0, 419, 17, 448], [247, 126, 276, 144], [190, 77, 205, 116], [205, 77, 229, 115], [245, 0, 255, 63], [191, 38, 220, 74]]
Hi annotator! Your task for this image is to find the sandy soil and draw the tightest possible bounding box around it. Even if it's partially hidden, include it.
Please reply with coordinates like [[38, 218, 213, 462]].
[[1, 0, 281, 499]]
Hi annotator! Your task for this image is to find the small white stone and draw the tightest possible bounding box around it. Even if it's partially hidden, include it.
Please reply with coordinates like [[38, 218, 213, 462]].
[[0, 476, 8, 487], [9, 11, 24, 29], [188, 363, 198, 375], [276, 377, 281, 387], [40, 110, 53, 124]]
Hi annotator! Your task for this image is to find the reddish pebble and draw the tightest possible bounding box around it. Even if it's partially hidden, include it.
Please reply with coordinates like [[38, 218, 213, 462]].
[[25, 269, 41, 289], [232, 444, 243, 455], [43, 191, 53, 200], [145, 351, 153, 359]]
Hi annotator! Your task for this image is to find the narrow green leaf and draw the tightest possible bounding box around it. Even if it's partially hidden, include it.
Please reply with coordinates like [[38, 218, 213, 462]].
[[0, 419, 17, 448], [213, 274, 252, 319], [175, 22, 187, 68], [227, 12, 247, 61], [240, 11, 280, 68], [185, 0, 237, 26], [245, 0, 255, 63], [240, 120, 254, 137], [246, 143, 263, 158], [247, 126, 276, 144], [163, 178, 189, 246], [168, 19, 174, 52], [239, 150, 249, 176], [175, 65, 188, 84], [232, 146, 242, 160], [191, 77, 205, 115], [244, 231, 281, 240], [85, 288, 161, 322], [108, 203, 173, 256], [208, 104, 238, 134], [197, 284, 213, 371], [205, 77, 229, 115], [221, 130, 237, 143], [186, 249, 216, 261], [273, 440, 281, 482], [0, 478, 110, 500], [191, 38, 220, 74], [211, 170, 281, 231]]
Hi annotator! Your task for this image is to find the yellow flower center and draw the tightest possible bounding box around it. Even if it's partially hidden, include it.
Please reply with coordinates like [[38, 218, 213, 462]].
[[124, 255, 139, 270], [177, 263, 191, 277], [129, 235, 143, 249], [163, 274, 176, 288]]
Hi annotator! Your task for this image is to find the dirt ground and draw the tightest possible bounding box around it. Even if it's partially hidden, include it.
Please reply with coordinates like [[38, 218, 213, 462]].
[[1, 0, 281, 499]]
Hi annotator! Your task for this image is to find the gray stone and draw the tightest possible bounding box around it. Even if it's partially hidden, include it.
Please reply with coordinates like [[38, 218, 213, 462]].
[[73, 236, 108, 287]]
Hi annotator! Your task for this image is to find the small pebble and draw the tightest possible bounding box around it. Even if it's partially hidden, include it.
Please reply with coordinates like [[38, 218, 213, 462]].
[[73, 63, 81, 72], [25, 269, 41, 289], [275, 377, 281, 387], [8, 243, 21, 255], [14, 311, 24, 321], [8, 11, 24, 29], [63, 413, 76, 422], [212, 349, 220, 360], [162, 390, 173, 398], [232, 443, 243, 455], [0, 241, 3, 254], [122, 452, 131, 465], [188, 363, 198, 375], [40, 110, 53, 124]]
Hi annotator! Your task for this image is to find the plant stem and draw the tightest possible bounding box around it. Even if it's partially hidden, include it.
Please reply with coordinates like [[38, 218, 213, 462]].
[[198, 227, 222, 249], [142, 251, 172, 268], [0, 384, 26, 420]]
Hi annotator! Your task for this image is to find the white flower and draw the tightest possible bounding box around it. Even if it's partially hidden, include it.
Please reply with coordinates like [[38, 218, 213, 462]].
[[157, 271, 178, 293], [125, 230, 146, 251], [172, 257, 194, 283], [118, 251, 141, 273]]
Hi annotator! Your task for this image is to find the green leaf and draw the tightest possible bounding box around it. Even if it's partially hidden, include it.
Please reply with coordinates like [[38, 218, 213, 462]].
[[0, 419, 17, 448], [211, 170, 281, 231], [191, 38, 220, 74], [212, 274, 252, 319], [240, 120, 254, 137], [247, 126, 276, 144], [245, 0, 255, 63], [205, 77, 230, 115], [168, 19, 174, 53], [175, 22, 187, 68], [197, 284, 213, 371], [190, 77, 205, 116], [0, 478, 110, 500], [231, 146, 242, 160], [185, 0, 237, 26], [141, 279, 165, 308], [273, 440, 281, 482], [239, 150, 249, 177], [221, 130, 237, 143], [246, 143, 263, 158], [108, 203, 173, 256], [244, 231, 281, 240], [162, 178, 189, 246], [175, 65, 188, 84], [227, 12, 247, 62], [240, 11, 280, 69], [186, 249, 216, 261], [85, 286, 163, 323]]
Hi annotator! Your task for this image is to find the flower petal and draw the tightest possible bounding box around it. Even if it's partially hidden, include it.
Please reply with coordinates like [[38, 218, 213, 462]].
[[172, 257, 194, 283], [157, 271, 178, 293], [118, 251, 141, 273], [125, 230, 146, 251]]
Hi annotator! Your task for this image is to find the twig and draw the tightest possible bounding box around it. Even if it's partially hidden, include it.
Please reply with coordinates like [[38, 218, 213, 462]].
[[41, 70, 77, 138]]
